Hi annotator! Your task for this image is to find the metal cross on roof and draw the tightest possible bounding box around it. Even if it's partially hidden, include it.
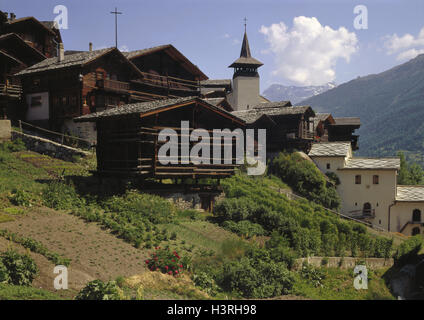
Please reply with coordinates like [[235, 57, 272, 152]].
[[110, 7, 122, 48], [244, 17, 247, 32]]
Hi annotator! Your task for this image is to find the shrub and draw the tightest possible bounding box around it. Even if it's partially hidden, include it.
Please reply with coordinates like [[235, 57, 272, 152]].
[[42, 182, 84, 210], [220, 250, 294, 298], [222, 220, 265, 238], [8, 189, 33, 207], [213, 198, 258, 223], [145, 247, 185, 276], [0, 260, 9, 283], [300, 263, 326, 288], [192, 272, 219, 296], [101, 190, 176, 224], [75, 280, 121, 300], [0, 139, 26, 153], [1, 250, 38, 286], [394, 235, 424, 265], [269, 152, 341, 210]]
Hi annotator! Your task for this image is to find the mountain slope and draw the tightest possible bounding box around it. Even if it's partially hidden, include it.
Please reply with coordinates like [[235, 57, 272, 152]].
[[262, 83, 336, 104], [301, 54, 424, 162]]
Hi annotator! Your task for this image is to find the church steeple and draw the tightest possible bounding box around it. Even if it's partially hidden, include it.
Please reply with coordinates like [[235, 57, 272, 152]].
[[229, 27, 263, 72], [226, 20, 263, 111]]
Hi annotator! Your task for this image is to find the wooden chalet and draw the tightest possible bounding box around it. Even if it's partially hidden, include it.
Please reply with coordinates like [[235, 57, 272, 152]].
[[14, 46, 144, 139], [312, 113, 360, 150], [232, 101, 315, 154], [123, 45, 208, 100], [74, 97, 245, 180], [0, 11, 61, 119]]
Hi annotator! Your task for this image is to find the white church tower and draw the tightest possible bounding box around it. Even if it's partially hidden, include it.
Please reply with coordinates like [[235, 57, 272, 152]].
[[227, 26, 264, 111]]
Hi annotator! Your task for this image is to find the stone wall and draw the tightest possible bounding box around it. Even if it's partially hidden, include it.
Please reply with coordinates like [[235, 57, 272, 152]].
[[0, 120, 11, 142], [293, 256, 394, 270], [11, 130, 90, 162]]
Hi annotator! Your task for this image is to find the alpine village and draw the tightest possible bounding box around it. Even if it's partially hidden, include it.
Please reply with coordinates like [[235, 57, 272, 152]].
[[0, 8, 423, 301]]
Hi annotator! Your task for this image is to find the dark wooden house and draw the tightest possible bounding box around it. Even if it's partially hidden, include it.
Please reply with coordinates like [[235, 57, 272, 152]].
[[123, 45, 208, 100], [15, 46, 144, 141], [232, 102, 315, 154], [312, 113, 360, 150], [74, 97, 245, 179]]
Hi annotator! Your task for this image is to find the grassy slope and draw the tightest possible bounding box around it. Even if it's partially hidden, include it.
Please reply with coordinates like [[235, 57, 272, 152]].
[[0, 147, 400, 300]]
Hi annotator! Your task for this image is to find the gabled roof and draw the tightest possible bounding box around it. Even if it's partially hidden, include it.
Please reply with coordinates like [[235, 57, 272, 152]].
[[312, 113, 335, 127], [308, 142, 351, 157], [200, 79, 231, 87], [74, 97, 245, 125], [396, 186, 424, 202], [5, 16, 58, 36], [254, 101, 292, 109], [341, 158, 400, 170], [15, 47, 143, 77], [229, 31, 263, 68], [232, 105, 313, 124], [0, 33, 46, 62], [331, 117, 361, 126], [122, 44, 208, 80]]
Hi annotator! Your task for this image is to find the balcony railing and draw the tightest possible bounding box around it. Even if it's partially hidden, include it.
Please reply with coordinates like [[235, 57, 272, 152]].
[[0, 83, 22, 98], [349, 209, 375, 219]]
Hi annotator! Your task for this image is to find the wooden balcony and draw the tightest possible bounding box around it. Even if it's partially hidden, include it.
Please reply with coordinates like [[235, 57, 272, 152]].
[[349, 209, 375, 219], [0, 83, 22, 99]]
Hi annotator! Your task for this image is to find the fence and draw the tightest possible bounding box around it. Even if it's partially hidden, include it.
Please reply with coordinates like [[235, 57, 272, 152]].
[[12, 120, 93, 151]]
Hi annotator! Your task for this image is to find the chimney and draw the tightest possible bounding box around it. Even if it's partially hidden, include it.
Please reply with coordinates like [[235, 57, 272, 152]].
[[89, 42, 93, 52], [58, 43, 64, 62], [10, 13, 16, 21]]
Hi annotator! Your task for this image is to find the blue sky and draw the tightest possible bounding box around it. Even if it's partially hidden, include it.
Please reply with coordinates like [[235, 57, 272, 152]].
[[3, 0, 424, 90]]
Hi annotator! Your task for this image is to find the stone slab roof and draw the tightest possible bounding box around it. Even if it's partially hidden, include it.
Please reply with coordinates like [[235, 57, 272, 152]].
[[74, 97, 244, 123], [253, 101, 292, 109], [332, 117, 361, 126], [396, 186, 424, 202], [308, 142, 351, 157], [342, 158, 400, 170], [121, 45, 170, 59], [232, 105, 311, 124], [15, 48, 114, 75]]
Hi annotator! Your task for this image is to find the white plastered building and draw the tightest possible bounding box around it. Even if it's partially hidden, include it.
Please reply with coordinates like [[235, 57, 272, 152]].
[[308, 142, 424, 236]]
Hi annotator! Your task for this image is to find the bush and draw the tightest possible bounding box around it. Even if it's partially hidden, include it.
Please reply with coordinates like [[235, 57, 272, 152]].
[[101, 190, 176, 224], [269, 152, 341, 210], [192, 272, 219, 296], [0, 139, 26, 153], [0, 260, 9, 283], [145, 247, 186, 276], [42, 182, 84, 210], [394, 235, 424, 265], [300, 263, 326, 288], [75, 280, 121, 300], [1, 250, 38, 286], [8, 189, 33, 207], [220, 249, 294, 298], [222, 220, 265, 238], [214, 198, 258, 223]]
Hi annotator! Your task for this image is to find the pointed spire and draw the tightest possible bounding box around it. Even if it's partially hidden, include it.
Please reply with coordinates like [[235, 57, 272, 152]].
[[240, 31, 252, 58]]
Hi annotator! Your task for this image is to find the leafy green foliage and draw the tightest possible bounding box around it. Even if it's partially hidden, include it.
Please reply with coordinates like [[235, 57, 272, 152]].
[[75, 280, 121, 300], [300, 263, 326, 288], [219, 247, 294, 298], [145, 247, 185, 276], [216, 172, 393, 258], [222, 220, 265, 238], [192, 272, 220, 296], [0, 230, 70, 266], [397, 152, 424, 185], [8, 189, 33, 207], [0, 139, 26, 153], [42, 182, 85, 210], [394, 235, 424, 265], [269, 152, 341, 209], [0, 250, 38, 286]]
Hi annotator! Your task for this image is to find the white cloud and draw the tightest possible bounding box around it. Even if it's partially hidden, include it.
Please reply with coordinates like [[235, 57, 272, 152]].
[[384, 27, 424, 61], [260, 16, 358, 86]]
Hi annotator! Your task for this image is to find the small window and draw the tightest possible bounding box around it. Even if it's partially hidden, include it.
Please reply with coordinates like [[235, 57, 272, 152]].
[[413, 209, 421, 222], [355, 175, 361, 184], [326, 163, 331, 169], [373, 175, 379, 184], [412, 227, 420, 236]]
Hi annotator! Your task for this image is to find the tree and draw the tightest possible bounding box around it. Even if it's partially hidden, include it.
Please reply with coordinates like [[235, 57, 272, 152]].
[[397, 151, 424, 185]]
